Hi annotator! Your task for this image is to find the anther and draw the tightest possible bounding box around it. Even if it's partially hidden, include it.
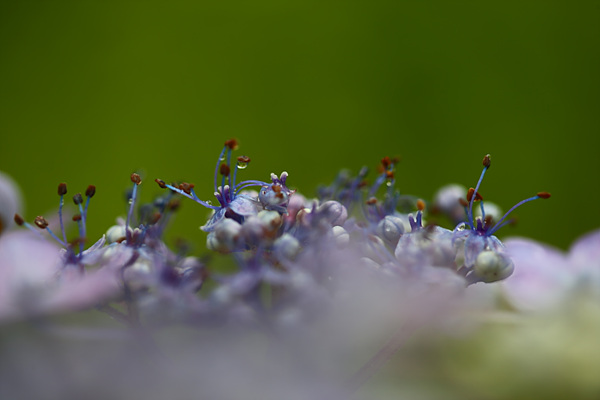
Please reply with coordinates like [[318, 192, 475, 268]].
[[224, 138, 238, 150], [73, 193, 83, 205], [58, 183, 67, 196], [385, 170, 394, 179], [237, 155, 251, 164], [131, 173, 142, 185], [14, 213, 25, 226], [155, 179, 167, 189], [484, 214, 494, 227], [85, 185, 96, 198], [417, 199, 425, 212], [150, 212, 162, 225], [178, 182, 195, 195], [467, 188, 483, 202], [72, 214, 82, 222], [483, 154, 491, 168], [167, 198, 181, 211], [272, 184, 282, 193], [381, 156, 391, 169], [366, 197, 378, 205], [459, 198, 469, 207], [537, 192, 551, 199], [34, 216, 49, 229], [220, 164, 230, 176]]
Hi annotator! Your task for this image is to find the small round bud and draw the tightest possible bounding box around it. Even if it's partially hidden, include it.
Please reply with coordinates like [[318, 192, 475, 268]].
[[317, 201, 348, 226], [473, 250, 514, 283], [273, 233, 301, 261], [106, 225, 127, 244], [376, 215, 405, 247], [332, 225, 350, 247]]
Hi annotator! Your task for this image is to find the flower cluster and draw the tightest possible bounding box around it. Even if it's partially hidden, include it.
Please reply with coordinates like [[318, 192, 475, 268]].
[[0, 141, 561, 399]]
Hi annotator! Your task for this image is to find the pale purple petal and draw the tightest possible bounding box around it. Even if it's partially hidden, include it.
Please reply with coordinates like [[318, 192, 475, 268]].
[[501, 238, 571, 312]]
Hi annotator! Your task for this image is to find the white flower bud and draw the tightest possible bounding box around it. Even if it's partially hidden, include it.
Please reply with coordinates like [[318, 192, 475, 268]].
[[273, 233, 301, 261], [376, 215, 405, 247], [473, 250, 514, 283], [332, 226, 350, 247], [106, 225, 126, 244]]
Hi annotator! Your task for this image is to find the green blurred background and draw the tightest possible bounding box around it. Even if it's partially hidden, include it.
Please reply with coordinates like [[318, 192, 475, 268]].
[[1, 1, 598, 251]]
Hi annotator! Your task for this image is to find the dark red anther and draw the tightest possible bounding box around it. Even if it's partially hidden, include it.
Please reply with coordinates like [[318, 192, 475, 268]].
[[14, 214, 25, 226], [381, 156, 391, 169], [220, 163, 230, 176], [358, 180, 369, 189], [237, 155, 251, 164], [484, 214, 494, 227], [466, 188, 483, 202], [155, 179, 167, 189], [34, 216, 49, 229], [73, 193, 83, 205], [58, 183, 67, 196], [131, 173, 142, 185], [417, 199, 425, 212], [224, 139, 238, 150], [385, 170, 394, 180], [483, 154, 491, 168], [458, 198, 469, 207], [178, 182, 194, 195], [150, 212, 162, 225], [72, 214, 82, 222], [272, 184, 282, 193], [167, 199, 181, 211], [366, 197, 377, 205], [85, 185, 96, 198], [537, 192, 551, 199]]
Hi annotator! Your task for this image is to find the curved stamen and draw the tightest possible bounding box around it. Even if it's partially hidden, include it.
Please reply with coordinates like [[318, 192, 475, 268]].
[[487, 193, 550, 236]]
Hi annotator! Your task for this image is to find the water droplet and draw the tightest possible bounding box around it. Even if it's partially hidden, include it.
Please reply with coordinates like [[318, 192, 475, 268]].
[[128, 199, 133, 205], [219, 155, 226, 161], [386, 181, 393, 187], [206, 200, 212, 206], [237, 160, 248, 169]]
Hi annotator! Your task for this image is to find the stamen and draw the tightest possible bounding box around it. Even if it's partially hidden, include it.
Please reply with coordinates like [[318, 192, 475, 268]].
[[487, 193, 550, 236], [155, 179, 167, 189], [72, 213, 85, 254], [125, 175, 141, 242], [366, 197, 377, 205], [416, 199, 425, 212], [57, 182, 68, 244], [467, 154, 490, 230]]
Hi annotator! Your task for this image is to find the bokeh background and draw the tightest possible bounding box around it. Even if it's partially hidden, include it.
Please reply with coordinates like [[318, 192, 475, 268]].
[[1, 1, 598, 252]]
